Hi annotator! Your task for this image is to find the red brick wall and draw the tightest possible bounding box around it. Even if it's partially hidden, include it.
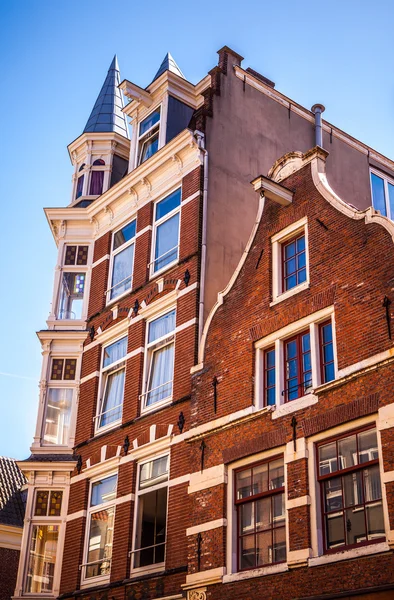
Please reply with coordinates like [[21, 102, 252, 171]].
[[0, 547, 19, 600]]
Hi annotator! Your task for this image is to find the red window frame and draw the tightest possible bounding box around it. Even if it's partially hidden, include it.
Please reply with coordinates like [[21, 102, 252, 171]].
[[283, 330, 312, 402], [234, 456, 286, 571], [282, 232, 306, 292], [316, 426, 385, 554], [263, 347, 276, 406], [319, 320, 335, 384]]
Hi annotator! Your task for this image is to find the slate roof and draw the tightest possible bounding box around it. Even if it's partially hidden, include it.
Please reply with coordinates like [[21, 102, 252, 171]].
[[152, 52, 185, 83], [0, 457, 26, 528], [21, 454, 77, 463], [84, 55, 129, 138]]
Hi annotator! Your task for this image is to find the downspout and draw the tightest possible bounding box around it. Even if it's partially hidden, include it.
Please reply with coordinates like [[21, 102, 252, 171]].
[[311, 104, 325, 147], [194, 130, 208, 345]]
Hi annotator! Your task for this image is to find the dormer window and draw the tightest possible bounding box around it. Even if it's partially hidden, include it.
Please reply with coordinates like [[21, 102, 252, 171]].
[[138, 107, 161, 165], [89, 159, 105, 196]]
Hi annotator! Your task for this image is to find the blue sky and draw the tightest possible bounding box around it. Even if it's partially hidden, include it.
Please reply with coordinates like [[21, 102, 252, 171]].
[[0, 0, 393, 459]]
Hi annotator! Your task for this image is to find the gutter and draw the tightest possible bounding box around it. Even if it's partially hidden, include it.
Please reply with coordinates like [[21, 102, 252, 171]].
[[194, 130, 208, 345]]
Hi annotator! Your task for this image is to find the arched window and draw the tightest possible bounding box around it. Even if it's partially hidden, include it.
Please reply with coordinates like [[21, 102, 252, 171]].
[[75, 164, 86, 199], [89, 159, 105, 195]]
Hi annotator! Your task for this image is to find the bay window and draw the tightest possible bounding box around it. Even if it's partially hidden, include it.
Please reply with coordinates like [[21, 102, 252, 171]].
[[235, 457, 286, 570], [107, 220, 136, 302], [96, 336, 127, 431], [141, 310, 175, 410], [138, 107, 161, 165], [151, 189, 181, 275], [42, 388, 73, 445], [57, 272, 85, 320], [317, 427, 385, 552], [132, 455, 168, 570], [83, 474, 117, 582]]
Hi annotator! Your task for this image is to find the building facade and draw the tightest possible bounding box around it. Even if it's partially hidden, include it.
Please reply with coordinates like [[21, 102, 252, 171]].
[[12, 46, 394, 600]]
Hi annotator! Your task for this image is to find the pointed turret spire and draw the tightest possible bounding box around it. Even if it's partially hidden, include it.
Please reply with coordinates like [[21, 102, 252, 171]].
[[152, 52, 185, 83], [84, 55, 129, 138]]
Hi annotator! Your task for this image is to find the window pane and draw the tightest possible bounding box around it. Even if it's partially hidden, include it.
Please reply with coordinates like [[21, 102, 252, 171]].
[[255, 497, 271, 531], [148, 311, 176, 343], [324, 478, 343, 512], [89, 170, 104, 196], [34, 491, 49, 516], [99, 368, 125, 427], [240, 502, 254, 534], [366, 501, 385, 540], [285, 257, 296, 276], [140, 133, 159, 164], [156, 189, 181, 220], [135, 487, 167, 567], [146, 344, 174, 405], [49, 491, 63, 516], [322, 323, 333, 343], [113, 221, 136, 250], [86, 507, 115, 578], [65, 245, 77, 265], [154, 213, 180, 271], [272, 493, 285, 525], [338, 435, 358, 470], [91, 475, 117, 507], [110, 244, 134, 299], [343, 472, 363, 507], [364, 466, 382, 502], [140, 456, 169, 488], [240, 534, 255, 569], [371, 173, 387, 216], [284, 241, 296, 258], [253, 463, 268, 495], [266, 349, 275, 369], [43, 388, 72, 445], [358, 429, 378, 463], [236, 469, 252, 500], [103, 337, 127, 367], [273, 527, 286, 562], [58, 273, 85, 320], [319, 441, 337, 475], [324, 363, 335, 383], [389, 183, 394, 218], [256, 530, 272, 565], [269, 459, 284, 489], [76, 174, 84, 199], [139, 108, 160, 136], [345, 506, 366, 546], [326, 512, 344, 549], [25, 525, 58, 593]]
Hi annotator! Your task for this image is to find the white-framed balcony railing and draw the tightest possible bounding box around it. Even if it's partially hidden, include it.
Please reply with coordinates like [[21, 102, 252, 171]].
[[139, 380, 173, 409], [148, 245, 179, 275], [93, 404, 123, 430]]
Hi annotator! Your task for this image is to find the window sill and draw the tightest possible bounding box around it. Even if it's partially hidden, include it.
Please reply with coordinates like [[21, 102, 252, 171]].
[[223, 562, 288, 583], [129, 562, 165, 577], [105, 287, 132, 307], [141, 397, 172, 416], [309, 541, 389, 567], [80, 575, 110, 589], [271, 393, 318, 420], [270, 280, 310, 306], [94, 418, 122, 436]]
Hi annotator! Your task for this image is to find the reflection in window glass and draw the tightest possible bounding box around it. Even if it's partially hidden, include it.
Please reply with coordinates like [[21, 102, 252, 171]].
[[43, 388, 73, 445], [25, 525, 59, 593]]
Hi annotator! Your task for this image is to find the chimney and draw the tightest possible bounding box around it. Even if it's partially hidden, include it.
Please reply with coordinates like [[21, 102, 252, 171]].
[[311, 104, 325, 148]]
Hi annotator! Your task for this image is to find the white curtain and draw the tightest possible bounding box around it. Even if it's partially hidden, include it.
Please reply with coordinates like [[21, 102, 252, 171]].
[[147, 344, 174, 406], [100, 369, 125, 426], [154, 213, 179, 271], [103, 337, 127, 368], [148, 311, 175, 344], [111, 245, 134, 299]]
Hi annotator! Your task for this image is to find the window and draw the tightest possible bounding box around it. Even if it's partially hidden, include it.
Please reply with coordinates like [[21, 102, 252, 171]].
[[75, 164, 85, 199], [318, 427, 385, 552], [83, 474, 117, 582], [141, 310, 175, 410], [50, 358, 77, 380], [258, 312, 336, 408], [64, 245, 88, 266], [151, 189, 181, 275], [42, 388, 73, 445], [57, 272, 85, 319], [271, 218, 309, 302], [89, 159, 105, 196], [370, 169, 394, 219], [235, 457, 286, 571], [132, 456, 168, 570], [282, 233, 306, 292], [24, 490, 64, 593], [138, 108, 161, 165], [107, 220, 136, 302], [96, 337, 127, 431]]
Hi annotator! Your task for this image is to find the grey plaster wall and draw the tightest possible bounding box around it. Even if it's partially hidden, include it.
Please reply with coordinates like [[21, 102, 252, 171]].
[[203, 58, 374, 321]]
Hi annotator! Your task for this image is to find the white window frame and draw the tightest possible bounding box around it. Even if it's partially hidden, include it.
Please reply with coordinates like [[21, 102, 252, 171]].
[[136, 105, 162, 167], [225, 448, 288, 582], [271, 217, 309, 305], [130, 453, 169, 576], [54, 242, 92, 323], [88, 158, 107, 197], [307, 418, 391, 565], [81, 471, 118, 588], [106, 219, 137, 305], [149, 188, 181, 278], [140, 308, 176, 414], [370, 167, 394, 220], [41, 384, 75, 447], [94, 335, 128, 434], [255, 307, 337, 417], [22, 487, 67, 595]]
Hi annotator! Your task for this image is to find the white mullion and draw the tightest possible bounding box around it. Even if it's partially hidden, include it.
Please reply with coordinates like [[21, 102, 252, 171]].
[[310, 323, 319, 389], [107, 223, 136, 304], [275, 339, 282, 407]]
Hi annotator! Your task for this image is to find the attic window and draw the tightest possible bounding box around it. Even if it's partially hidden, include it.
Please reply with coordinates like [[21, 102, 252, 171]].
[[138, 107, 161, 166]]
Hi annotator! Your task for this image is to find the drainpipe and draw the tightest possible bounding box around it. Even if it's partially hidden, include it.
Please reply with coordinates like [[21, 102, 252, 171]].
[[194, 130, 208, 346], [311, 104, 325, 148]]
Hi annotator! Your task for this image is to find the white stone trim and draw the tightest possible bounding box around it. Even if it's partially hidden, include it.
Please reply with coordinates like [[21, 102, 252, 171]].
[[308, 542, 390, 567], [188, 465, 227, 494], [184, 567, 225, 588], [181, 190, 200, 207], [92, 254, 110, 268], [80, 371, 100, 384], [0, 524, 22, 550], [66, 509, 87, 522], [272, 394, 318, 419], [287, 496, 311, 510], [176, 318, 197, 334], [186, 518, 227, 536], [223, 562, 288, 583], [284, 438, 308, 463], [168, 473, 190, 488], [135, 224, 152, 238], [382, 470, 394, 484], [287, 548, 312, 567]]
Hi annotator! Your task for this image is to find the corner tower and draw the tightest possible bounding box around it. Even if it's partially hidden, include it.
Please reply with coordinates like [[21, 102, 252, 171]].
[[68, 56, 130, 207]]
